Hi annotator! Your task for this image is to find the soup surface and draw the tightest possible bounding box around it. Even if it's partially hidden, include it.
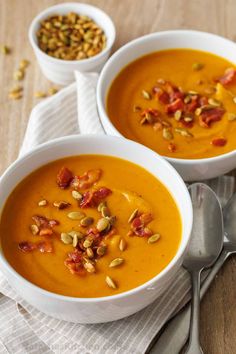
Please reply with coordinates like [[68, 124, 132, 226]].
[[107, 49, 236, 159], [0, 155, 181, 297]]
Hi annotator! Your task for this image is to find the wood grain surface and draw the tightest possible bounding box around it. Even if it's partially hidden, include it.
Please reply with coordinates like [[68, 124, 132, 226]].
[[0, 1, 236, 353]]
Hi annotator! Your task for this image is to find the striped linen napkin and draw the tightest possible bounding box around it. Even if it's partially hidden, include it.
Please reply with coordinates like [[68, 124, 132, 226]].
[[0, 71, 234, 354]]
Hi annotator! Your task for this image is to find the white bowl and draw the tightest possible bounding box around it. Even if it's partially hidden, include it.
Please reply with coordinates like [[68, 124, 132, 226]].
[[29, 3, 116, 85], [97, 30, 236, 181], [0, 135, 192, 323]]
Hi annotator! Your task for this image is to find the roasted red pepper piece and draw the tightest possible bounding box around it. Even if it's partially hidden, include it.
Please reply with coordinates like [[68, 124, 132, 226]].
[[211, 138, 227, 147], [199, 107, 225, 128], [80, 187, 112, 208], [185, 96, 199, 113], [37, 241, 53, 253], [67, 249, 83, 263], [19, 240, 53, 253], [39, 228, 54, 237], [130, 212, 153, 237], [168, 143, 177, 152], [216, 68, 236, 85], [32, 215, 59, 236], [71, 169, 101, 190], [164, 82, 184, 102], [199, 96, 209, 106], [56, 167, 73, 189], [153, 86, 170, 104], [65, 249, 86, 275], [166, 98, 185, 114], [18, 241, 37, 252]]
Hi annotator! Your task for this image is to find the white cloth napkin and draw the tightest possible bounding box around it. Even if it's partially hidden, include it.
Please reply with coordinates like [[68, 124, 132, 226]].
[[0, 71, 234, 354]]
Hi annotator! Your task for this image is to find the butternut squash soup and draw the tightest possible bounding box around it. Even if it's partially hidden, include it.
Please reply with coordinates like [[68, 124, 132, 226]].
[[107, 49, 236, 159], [0, 155, 181, 297]]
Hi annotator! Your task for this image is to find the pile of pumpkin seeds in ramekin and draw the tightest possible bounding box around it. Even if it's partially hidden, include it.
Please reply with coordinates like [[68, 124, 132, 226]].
[[36, 12, 107, 60]]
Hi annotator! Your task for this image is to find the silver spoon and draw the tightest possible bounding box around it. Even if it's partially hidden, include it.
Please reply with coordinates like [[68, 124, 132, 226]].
[[183, 183, 224, 354], [148, 185, 235, 354]]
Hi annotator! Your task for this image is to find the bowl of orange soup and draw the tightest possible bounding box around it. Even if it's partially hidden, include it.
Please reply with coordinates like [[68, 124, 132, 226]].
[[0, 135, 192, 323], [97, 30, 236, 181]]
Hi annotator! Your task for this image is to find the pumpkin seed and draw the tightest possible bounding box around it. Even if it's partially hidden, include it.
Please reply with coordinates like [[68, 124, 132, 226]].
[[30, 224, 39, 235], [48, 87, 58, 96], [208, 98, 221, 107], [97, 217, 110, 232], [128, 209, 139, 223], [1, 45, 10, 55], [61, 233, 73, 244], [97, 245, 107, 256], [68, 230, 84, 239], [119, 238, 127, 252], [34, 91, 46, 98], [67, 211, 85, 220], [38, 199, 47, 207], [109, 258, 124, 268], [71, 190, 83, 200], [195, 107, 202, 116], [72, 234, 79, 247], [227, 113, 236, 121], [80, 216, 94, 227], [184, 95, 191, 104], [175, 128, 193, 137], [188, 90, 198, 95], [19, 59, 30, 69], [192, 62, 204, 71], [148, 233, 161, 244], [201, 104, 216, 111], [140, 117, 148, 125], [53, 201, 71, 209], [163, 128, 173, 140], [98, 201, 107, 212], [145, 113, 154, 124], [101, 206, 111, 217], [233, 97, 236, 104], [184, 117, 193, 122], [142, 90, 151, 100], [8, 90, 22, 100], [174, 110, 182, 121], [84, 262, 95, 273], [83, 238, 93, 248], [106, 216, 116, 226], [86, 247, 94, 258], [13, 69, 24, 81], [9, 85, 22, 94], [105, 275, 117, 289]]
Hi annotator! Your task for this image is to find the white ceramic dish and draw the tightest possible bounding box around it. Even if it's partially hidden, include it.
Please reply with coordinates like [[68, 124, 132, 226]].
[[0, 135, 192, 323], [97, 30, 236, 181], [29, 3, 116, 85]]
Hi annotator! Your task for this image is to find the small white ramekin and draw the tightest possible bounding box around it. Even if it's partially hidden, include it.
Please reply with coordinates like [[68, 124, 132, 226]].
[[29, 3, 116, 85], [97, 30, 236, 181], [0, 135, 192, 323]]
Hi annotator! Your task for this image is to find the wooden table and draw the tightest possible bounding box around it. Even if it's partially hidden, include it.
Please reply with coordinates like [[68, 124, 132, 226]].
[[0, 1, 236, 353]]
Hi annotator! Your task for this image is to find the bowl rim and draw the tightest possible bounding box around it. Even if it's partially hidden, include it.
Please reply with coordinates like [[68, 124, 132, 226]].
[[96, 29, 236, 164], [0, 134, 192, 303], [28, 2, 116, 66]]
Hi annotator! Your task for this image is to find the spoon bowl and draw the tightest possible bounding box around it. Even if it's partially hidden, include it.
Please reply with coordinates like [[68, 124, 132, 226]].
[[184, 183, 224, 271]]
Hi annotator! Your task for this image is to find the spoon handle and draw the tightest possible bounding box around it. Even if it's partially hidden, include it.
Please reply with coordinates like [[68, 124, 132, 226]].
[[184, 270, 203, 354], [148, 250, 230, 354]]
